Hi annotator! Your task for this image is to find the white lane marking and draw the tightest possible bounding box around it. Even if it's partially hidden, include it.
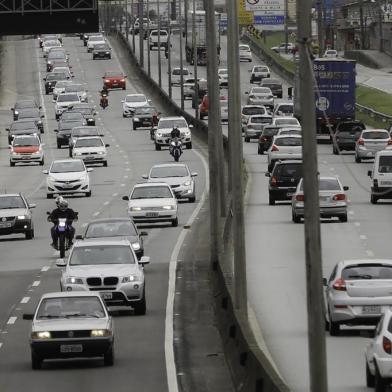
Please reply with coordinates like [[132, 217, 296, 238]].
[[165, 148, 209, 392], [123, 175, 128, 179], [112, 193, 119, 197], [348, 210, 354, 215], [366, 250, 375, 257], [329, 167, 335, 171], [103, 201, 109, 206], [126, 168, 130, 171], [120, 183, 126, 187], [360, 235, 368, 240], [116, 144, 120, 148], [354, 222, 361, 227], [93, 211, 100, 217], [0, 343, 3, 350], [32, 281, 40, 287], [21, 297, 30, 304], [41, 266, 50, 272], [7, 317, 17, 325]]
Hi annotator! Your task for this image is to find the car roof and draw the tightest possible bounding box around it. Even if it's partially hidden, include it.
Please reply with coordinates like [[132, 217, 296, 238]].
[[52, 158, 83, 164], [73, 238, 131, 247], [274, 134, 302, 139], [159, 116, 186, 121], [275, 159, 302, 165], [151, 163, 188, 169], [133, 182, 171, 188], [40, 291, 103, 299], [0, 193, 21, 198], [86, 218, 133, 225], [125, 93, 146, 97], [340, 259, 392, 267]]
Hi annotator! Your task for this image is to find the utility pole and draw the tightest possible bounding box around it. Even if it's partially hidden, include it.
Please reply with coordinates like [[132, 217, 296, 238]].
[[158, 0, 162, 87], [192, 0, 199, 119], [379, 1, 384, 52], [126, 0, 129, 41], [226, 0, 247, 313], [147, 0, 151, 76], [359, 0, 365, 49], [317, 0, 324, 55], [131, 0, 136, 52], [285, 0, 289, 53], [297, 0, 328, 389], [168, 0, 173, 98], [179, 0, 185, 110], [139, 0, 145, 68]]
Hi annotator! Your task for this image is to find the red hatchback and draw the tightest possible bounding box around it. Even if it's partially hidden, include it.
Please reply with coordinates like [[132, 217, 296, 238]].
[[102, 71, 127, 90]]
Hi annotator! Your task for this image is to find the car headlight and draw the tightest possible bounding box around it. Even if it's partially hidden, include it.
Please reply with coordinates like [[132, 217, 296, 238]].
[[162, 205, 173, 210], [130, 206, 142, 211], [66, 277, 83, 284], [105, 51, 110, 54], [133, 118, 140, 121], [97, 151, 104, 155], [183, 180, 191, 186], [156, 132, 162, 137], [132, 242, 141, 251], [122, 275, 139, 283], [47, 61, 52, 64], [17, 215, 26, 219], [105, 79, 110, 83], [184, 131, 191, 136], [91, 329, 112, 337], [14, 110, 19, 116], [32, 331, 51, 339], [48, 176, 56, 182]]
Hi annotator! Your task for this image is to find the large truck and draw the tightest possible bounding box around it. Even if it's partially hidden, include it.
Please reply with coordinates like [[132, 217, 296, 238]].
[[294, 58, 356, 140], [185, 10, 220, 66]]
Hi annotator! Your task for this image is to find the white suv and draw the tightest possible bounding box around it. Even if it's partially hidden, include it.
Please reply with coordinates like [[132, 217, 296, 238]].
[[149, 29, 168, 50], [54, 93, 81, 120], [154, 116, 193, 150], [72, 136, 109, 167]]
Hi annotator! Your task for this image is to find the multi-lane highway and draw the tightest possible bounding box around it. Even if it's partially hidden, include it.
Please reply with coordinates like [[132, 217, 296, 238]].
[[0, 34, 222, 391], [126, 28, 392, 391]]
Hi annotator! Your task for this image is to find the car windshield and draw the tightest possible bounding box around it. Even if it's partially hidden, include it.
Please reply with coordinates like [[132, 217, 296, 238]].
[[276, 105, 293, 113], [273, 163, 302, 178], [58, 94, 79, 102], [131, 186, 172, 199], [243, 107, 265, 115], [55, 81, 72, 88], [44, 40, 60, 47], [105, 71, 123, 78], [36, 297, 105, 319], [13, 136, 40, 146], [48, 51, 66, 59], [70, 245, 135, 265], [65, 85, 84, 93], [275, 118, 298, 126], [0, 195, 26, 209], [134, 106, 155, 115], [85, 221, 137, 238], [338, 130, 362, 137], [11, 121, 36, 130], [61, 112, 83, 121], [263, 127, 279, 136], [378, 156, 392, 173], [150, 166, 188, 178], [46, 73, 67, 81], [89, 36, 104, 42], [239, 45, 250, 51], [158, 119, 187, 129], [254, 66, 268, 72], [263, 79, 280, 85], [342, 264, 392, 280], [252, 88, 271, 95], [250, 116, 271, 124], [338, 122, 365, 132], [18, 109, 39, 118], [125, 95, 146, 103], [59, 121, 85, 131], [275, 137, 302, 146], [95, 44, 109, 50], [69, 107, 93, 115], [362, 131, 389, 139], [75, 138, 103, 148], [50, 161, 85, 173], [173, 68, 189, 75]]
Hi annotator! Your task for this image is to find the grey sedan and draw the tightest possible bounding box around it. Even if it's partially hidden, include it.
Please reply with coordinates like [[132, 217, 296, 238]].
[[355, 129, 391, 163], [291, 176, 349, 223]]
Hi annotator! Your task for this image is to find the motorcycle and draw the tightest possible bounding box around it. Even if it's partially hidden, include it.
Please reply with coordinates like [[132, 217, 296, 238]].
[[47, 212, 78, 258], [169, 138, 182, 162], [100, 94, 108, 109]]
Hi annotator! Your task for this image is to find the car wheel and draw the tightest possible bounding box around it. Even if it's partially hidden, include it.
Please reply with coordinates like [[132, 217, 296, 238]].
[[133, 295, 146, 316], [339, 214, 348, 222], [332, 146, 338, 155], [269, 195, 275, 205], [132, 122, 137, 130], [57, 142, 61, 149], [86, 191, 92, 197], [250, 77, 254, 83], [375, 366, 387, 392], [355, 155, 361, 163], [122, 85, 126, 90], [108, 55, 111, 59], [10, 161, 15, 167], [31, 352, 42, 370], [268, 163, 274, 172], [186, 142, 192, 149], [39, 159, 44, 166], [292, 211, 301, 223], [244, 137, 250, 142], [104, 345, 114, 366], [47, 194, 53, 199], [103, 161, 108, 167], [25, 229, 34, 240], [366, 362, 375, 388], [172, 217, 178, 227], [189, 196, 196, 203], [155, 143, 161, 151], [257, 146, 264, 155], [329, 318, 340, 336], [123, 113, 126, 118], [371, 194, 378, 204], [93, 55, 96, 60]]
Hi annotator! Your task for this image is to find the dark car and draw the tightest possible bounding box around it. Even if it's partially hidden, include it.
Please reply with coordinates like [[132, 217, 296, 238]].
[[6, 119, 40, 145], [79, 218, 147, 259], [132, 106, 159, 130], [55, 120, 85, 148], [63, 103, 97, 125], [260, 78, 283, 99], [0, 193, 36, 239], [257, 125, 280, 154], [11, 99, 41, 121], [43, 72, 69, 94], [265, 160, 303, 205], [16, 108, 44, 133], [68, 126, 104, 156], [46, 49, 68, 71], [332, 120, 365, 154], [92, 43, 112, 59]]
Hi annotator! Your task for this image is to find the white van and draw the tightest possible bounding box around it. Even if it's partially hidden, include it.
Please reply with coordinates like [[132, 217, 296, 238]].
[[368, 150, 392, 203]]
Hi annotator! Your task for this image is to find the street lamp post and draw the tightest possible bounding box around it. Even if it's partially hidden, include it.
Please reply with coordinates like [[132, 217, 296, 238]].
[[158, 0, 162, 88], [192, 0, 198, 119], [147, 0, 151, 76], [131, 0, 136, 52], [179, 0, 185, 110], [168, 0, 173, 98]]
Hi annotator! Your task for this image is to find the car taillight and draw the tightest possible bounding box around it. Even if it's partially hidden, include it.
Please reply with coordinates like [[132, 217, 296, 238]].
[[388, 139, 392, 145], [333, 194, 346, 201], [357, 138, 364, 145], [383, 336, 392, 354], [271, 176, 277, 187], [295, 194, 304, 201], [333, 278, 346, 291], [120, 79, 125, 82], [271, 145, 279, 152]]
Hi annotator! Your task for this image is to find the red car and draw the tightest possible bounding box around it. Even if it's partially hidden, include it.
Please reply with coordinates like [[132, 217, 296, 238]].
[[102, 71, 127, 90]]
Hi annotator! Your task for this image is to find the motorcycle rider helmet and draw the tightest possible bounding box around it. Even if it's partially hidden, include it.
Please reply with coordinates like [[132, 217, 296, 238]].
[[58, 199, 68, 211], [55, 196, 64, 207]]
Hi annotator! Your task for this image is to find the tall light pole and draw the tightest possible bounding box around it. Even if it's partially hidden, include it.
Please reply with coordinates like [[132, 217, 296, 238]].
[[179, 0, 185, 110], [158, 0, 162, 87], [139, 0, 145, 67], [147, 0, 151, 76], [317, 0, 324, 54], [297, 0, 328, 389], [192, 0, 198, 119], [168, 0, 173, 98], [285, 0, 289, 53], [131, 0, 136, 52], [126, 0, 129, 40]]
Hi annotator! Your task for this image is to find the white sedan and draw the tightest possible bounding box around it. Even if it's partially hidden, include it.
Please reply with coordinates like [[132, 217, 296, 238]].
[[72, 136, 109, 167], [267, 134, 302, 172], [122, 94, 151, 117], [122, 182, 178, 226], [43, 159, 93, 198], [239, 44, 252, 62]]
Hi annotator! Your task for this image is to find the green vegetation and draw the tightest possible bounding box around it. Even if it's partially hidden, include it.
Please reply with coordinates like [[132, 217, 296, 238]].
[[356, 85, 392, 117]]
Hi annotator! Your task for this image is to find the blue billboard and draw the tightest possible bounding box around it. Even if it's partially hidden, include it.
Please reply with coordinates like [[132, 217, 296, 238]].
[[253, 15, 285, 25]]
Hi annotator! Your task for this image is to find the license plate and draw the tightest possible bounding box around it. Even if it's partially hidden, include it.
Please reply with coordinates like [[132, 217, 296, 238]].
[[146, 212, 159, 217], [0, 222, 12, 228], [21, 156, 31, 159], [60, 344, 83, 353], [362, 305, 381, 314], [61, 184, 74, 188], [100, 292, 113, 300]]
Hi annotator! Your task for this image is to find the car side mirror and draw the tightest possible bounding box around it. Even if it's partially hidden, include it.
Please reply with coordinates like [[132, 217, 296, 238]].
[[10, 108, 14, 111], [41, 115, 45, 118], [105, 144, 110, 147], [75, 234, 83, 240], [42, 169, 49, 174], [343, 186, 349, 191], [43, 77, 46, 81], [140, 231, 148, 236], [52, 99, 56, 103], [54, 129, 58, 132], [368, 170, 372, 177], [5, 128, 9, 132], [322, 278, 327, 286], [141, 174, 148, 179], [265, 172, 270, 177], [56, 258, 66, 267], [87, 168, 94, 172], [139, 256, 150, 265], [191, 172, 198, 177], [28, 203, 36, 209], [39, 106, 42, 109], [122, 195, 129, 201], [22, 314, 34, 320]]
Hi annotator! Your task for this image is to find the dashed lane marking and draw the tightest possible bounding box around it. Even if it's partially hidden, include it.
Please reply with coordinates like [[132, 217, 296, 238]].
[[354, 222, 361, 227], [112, 193, 119, 197], [7, 317, 17, 325], [366, 250, 375, 257], [0, 343, 3, 350], [21, 297, 30, 304], [360, 235, 368, 240], [93, 211, 100, 217], [120, 183, 126, 187], [32, 281, 40, 287], [41, 266, 50, 272], [104, 201, 109, 206]]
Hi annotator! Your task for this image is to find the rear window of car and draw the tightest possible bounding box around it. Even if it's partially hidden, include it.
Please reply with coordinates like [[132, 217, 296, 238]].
[[362, 131, 389, 139], [173, 69, 189, 76], [243, 107, 266, 115], [262, 79, 280, 85], [341, 264, 392, 280], [378, 156, 392, 173], [273, 163, 302, 178], [254, 66, 268, 72], [337, 122, 365, 132], [275, 137, 302, 146], [250, 116, 271, 124], [263, 128, 279, 136], [276, 105, 293, 113], [338, 130, 362, 137], [319, 178, 341, 191]]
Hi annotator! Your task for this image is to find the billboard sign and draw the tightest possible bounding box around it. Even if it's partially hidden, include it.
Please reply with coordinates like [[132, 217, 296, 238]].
[[238, 0, 254, 25], [245, 0, 284, 13]]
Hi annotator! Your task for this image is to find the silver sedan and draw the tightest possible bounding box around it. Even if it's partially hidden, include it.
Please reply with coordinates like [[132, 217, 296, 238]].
[[291, 175, 349, 223], [355, 129, 391, 163]]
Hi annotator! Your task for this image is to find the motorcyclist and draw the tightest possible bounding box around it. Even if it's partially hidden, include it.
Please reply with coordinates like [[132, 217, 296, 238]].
[[100, 86, 109, 107], [170, 126, 181, 139], [48, 197, 78, 248]]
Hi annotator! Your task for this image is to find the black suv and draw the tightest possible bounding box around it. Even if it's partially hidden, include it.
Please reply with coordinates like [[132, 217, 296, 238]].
[[332, 120, 365, 154], [92, 43, 112, 60], [43, 72, 69, 95], [0, 193, 35, 239], [258, 125, 280, 154], [260, 78, 283, 98], [55, 119, 86, 149], [266, 160, 303, 205]]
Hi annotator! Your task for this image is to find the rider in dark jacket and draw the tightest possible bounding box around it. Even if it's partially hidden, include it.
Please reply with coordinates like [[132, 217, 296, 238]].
[[170, 126, 181, 139], [48, 197, 78, 248]]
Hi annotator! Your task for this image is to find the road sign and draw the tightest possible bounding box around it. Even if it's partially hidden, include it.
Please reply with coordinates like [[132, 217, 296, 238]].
[[245, 0, 284, 13], [254, 15, 285, 24], [238, 0, 254, 25]]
